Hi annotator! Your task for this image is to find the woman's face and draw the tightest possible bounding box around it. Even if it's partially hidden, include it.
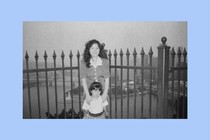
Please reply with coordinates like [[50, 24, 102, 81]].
[[89, 43, 100, 57]]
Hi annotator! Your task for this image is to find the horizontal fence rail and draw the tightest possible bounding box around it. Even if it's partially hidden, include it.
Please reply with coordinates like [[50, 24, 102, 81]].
[[23, 37, 187, 119]]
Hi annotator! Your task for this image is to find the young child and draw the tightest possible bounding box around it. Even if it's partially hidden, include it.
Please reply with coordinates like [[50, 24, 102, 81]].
[[82, 81, 109, 119]]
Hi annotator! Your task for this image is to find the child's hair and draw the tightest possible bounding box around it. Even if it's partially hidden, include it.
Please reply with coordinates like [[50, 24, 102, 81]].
[[89, 82, 103, 96]]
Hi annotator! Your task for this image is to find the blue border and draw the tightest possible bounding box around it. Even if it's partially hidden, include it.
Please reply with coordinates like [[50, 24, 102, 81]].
[[1, 0, 210, 140]]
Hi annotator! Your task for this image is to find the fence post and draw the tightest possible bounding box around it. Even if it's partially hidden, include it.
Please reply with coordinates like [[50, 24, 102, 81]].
[[157, 37, 170, 118]]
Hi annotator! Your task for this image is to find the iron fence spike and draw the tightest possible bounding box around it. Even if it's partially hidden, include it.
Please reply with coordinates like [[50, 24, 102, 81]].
[[108, 50, 112, 56], [114, 49, 118, 56], [140, 47, 145, 55], [61, 50, 65, 58], [171, 47, 176, 55], [53, 50, 57, 59], [120, 49, 124, 56], [177, 47, 182, 56], [69, 50, 73, 58], [35, 51, 39, 59], [25, 51, 29, 59], [126, 48, 130, 55], [44, 51, 48, 59], [149, 47, 153, 55], [77, 50, 80, 57], [133, 48, 137, 56], [183, 48, 187, 56]]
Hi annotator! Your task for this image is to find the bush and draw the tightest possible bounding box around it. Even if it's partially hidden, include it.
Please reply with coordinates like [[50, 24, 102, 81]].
[[45, 108, 84, 119]]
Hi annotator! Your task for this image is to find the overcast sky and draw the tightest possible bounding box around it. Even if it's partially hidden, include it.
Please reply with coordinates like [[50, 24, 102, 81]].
[[23, 22, 187, 62]]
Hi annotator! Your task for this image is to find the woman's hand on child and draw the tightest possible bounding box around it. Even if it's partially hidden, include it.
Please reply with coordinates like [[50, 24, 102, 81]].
[[104, 109, 109, 118], [105, 110, 109, 116], [102, 94, 107, 103]]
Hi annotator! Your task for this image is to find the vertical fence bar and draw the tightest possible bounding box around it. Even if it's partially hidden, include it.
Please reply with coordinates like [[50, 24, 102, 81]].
[[108, 50, 112, 118], [171, 47, 176, 118], [120, 49, 124, 119], [183, 48, 187, 118], [61, 51, 66, 118], [157, 37, 170, 118], [155, 68, 158, 118], [157, 44, 164, 118], [44, 51, 50, 118], [69, 50, 74, 117], [35, 51, 41, 118], [149, 47, 153, 118], [165, 46, 170, 118], [140, 48, 145, 118], [177, 47, 182, 118], [53, 51, 58, 118], [77, 51, 82, 118], [126, 49, 130, 118], [133, 48, 137, 118], [114, 49, 118, 118], [25, 51, 32, 118]]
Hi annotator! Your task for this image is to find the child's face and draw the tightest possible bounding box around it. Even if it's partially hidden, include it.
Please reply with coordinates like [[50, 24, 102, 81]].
[[91, 88, 101, 97]]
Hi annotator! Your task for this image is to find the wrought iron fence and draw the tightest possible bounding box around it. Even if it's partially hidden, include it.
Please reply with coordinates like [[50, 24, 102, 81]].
[[23, 37, 187, 119]]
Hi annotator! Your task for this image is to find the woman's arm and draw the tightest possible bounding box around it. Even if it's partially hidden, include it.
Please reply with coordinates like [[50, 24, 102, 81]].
[[102, 77, 109, 102], [82, 78, 91, 104], [103, 101, 109, 117], [101, 59, 110, 102]]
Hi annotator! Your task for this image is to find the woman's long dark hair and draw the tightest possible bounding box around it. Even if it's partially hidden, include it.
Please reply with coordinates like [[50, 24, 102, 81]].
[[83, 39, 108, 68]]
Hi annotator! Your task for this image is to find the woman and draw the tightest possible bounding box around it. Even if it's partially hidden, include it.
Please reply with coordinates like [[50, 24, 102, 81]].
[[80, 39, 110, 105]]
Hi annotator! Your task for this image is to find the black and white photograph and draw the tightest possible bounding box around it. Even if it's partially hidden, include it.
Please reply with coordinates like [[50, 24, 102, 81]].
[[3, 0, 210, 139], [23, 22, 187, 119]]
